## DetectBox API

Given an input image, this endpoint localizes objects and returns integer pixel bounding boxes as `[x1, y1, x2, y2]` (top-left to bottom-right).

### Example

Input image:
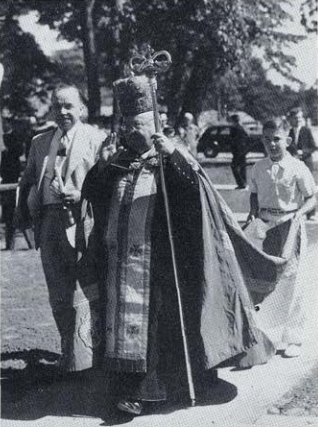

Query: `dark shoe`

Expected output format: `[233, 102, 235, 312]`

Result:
[117, 400, 143, 415]
[307, 214, 318, 222]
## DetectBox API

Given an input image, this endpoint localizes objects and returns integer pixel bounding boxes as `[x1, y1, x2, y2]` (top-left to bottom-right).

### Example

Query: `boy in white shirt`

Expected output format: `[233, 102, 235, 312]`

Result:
[248, 120, 316, 358]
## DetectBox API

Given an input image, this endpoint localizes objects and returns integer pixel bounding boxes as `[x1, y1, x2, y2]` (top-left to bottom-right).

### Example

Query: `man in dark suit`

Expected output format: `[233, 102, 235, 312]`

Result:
[288, 107, 318, 220]
[229, 114, 248, 189]
[0, 125, 35, 250]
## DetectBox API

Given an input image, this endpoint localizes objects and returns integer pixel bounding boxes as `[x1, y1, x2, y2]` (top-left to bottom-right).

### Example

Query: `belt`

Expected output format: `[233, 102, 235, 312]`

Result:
[42, 203, 64, 210]
[260, 208, 297, 215]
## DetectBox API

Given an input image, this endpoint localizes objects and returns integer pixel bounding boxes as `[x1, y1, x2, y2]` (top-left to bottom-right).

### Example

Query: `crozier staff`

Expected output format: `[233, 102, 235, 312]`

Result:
[130, 48, 196, 406]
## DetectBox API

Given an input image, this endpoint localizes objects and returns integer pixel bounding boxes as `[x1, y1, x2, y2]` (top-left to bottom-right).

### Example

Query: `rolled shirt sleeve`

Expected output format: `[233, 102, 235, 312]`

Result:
[296, 162, 317, 197]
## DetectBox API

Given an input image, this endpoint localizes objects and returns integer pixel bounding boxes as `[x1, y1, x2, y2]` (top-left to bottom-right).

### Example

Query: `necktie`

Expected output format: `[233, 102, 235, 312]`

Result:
[271, 163, 279, 180]
[271, 163, 279, 196]
[57, 133, 68, 157]
[294, 127, 300, 146]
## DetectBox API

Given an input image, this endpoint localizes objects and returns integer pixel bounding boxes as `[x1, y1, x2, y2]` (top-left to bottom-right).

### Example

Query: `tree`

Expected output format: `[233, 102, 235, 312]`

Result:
[236, 59, 296, 121]
[107, 0, 304, 121]
[53, 48, 87, 91]
[201, 57, 311, 123]
[303, 83, 318, 125]
[79, 0, 101, 119]
[2, 0, 307, 124]
[301, 0, 318, 33]
[0, 0, 57, 119]
[15, 0, 102, 121]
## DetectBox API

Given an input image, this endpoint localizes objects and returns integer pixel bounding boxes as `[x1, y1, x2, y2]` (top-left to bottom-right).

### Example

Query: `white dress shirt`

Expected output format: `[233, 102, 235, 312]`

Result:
[250, 153, 316, 222]
[42, 122, 81, 205]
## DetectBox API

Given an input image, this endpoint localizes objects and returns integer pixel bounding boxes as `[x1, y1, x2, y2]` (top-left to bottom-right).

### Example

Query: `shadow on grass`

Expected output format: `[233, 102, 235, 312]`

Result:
[1, 349, 60, 380]
[1, 352, 237, 424]
[1, 349, 60, 404]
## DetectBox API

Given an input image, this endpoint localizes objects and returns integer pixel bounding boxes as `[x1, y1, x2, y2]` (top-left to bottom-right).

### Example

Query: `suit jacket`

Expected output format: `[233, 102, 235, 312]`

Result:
[288, 126, 317, 159]
[230, 124, 248, 158]
[18, 122, 104, 248]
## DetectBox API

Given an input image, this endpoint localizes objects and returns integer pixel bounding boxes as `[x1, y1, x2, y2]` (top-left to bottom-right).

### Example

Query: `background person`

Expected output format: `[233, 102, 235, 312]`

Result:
[159, 112, 168, 129]
[248, 120, 316, 358]
[184, 122, 200, 157]
[229, 114, 248, 189]
[0, 125, 32, 250]
[288, 107, 318, 220]
[178, 112, 199, 156]
[15, 83, 105, 374]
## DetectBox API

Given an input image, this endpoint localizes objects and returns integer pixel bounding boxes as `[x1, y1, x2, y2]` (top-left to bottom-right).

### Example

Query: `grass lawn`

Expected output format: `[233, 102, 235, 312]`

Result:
[1, 247, 60, 355]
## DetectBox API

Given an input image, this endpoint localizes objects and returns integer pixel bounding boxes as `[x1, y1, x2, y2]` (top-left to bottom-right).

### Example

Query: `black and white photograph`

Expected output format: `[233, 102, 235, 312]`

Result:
[0, 1, 318, 426]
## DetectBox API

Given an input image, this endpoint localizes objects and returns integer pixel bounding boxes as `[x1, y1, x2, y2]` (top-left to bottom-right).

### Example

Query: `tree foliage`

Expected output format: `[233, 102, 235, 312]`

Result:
[103, 0, 304, 121]
[0, 0, 58, 118]
[202, 57, 316, 123]
[1, 0, 310, 124]
[301, 0, 318, 33]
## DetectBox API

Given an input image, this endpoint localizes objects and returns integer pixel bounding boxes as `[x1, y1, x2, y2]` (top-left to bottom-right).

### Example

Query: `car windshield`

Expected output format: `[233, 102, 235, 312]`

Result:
[219, 127, 230, 135]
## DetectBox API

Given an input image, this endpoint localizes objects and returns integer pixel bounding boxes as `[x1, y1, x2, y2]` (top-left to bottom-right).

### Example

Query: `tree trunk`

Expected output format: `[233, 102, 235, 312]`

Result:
[181, 50, 212, 120]
[166, 47, 192, 127]
[111, 0, 126, 132]
[80, 0, 101, 122]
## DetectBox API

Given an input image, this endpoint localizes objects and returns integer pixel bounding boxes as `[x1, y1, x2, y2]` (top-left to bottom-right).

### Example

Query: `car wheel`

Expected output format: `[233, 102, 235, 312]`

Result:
[204, 142, 219, 158]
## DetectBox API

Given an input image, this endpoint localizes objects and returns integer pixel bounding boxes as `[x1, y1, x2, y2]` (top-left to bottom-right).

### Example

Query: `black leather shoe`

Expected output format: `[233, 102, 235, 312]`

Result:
[117, 400, 143, 415]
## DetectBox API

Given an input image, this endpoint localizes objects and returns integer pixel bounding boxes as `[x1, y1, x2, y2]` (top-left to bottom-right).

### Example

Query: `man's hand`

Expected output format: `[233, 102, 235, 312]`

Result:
[152, 132, 175, 155]
[50, 178, 80, 203]
[100, 133, 117, 163]
[50, 177, 63, 198]
[246, 213, 256, 222]
[242, 212, 255, 230]
[62, 189, 81, 204]
[293, 210, 303, 222]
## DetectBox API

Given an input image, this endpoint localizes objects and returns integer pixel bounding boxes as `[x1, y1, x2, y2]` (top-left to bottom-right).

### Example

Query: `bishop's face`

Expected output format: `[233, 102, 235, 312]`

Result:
[123, 111, 156, 154]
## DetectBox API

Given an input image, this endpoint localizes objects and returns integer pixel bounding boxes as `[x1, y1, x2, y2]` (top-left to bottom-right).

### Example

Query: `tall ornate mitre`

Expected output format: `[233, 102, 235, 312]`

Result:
[113, 74, 153, 118]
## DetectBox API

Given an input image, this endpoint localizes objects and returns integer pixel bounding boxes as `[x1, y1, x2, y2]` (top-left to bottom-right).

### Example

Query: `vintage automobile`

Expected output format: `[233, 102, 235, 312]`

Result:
[197, 123, 265, 158]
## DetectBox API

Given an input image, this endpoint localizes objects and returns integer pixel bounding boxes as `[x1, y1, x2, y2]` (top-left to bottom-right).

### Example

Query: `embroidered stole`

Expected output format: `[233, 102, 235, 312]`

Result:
[104, 166, 158, 372]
